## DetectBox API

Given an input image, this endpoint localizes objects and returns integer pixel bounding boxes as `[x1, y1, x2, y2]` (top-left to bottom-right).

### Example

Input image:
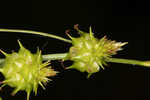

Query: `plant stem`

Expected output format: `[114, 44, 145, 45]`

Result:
[1, 53, 150, 68]
[0, 53, 68, 66]
[42, 53, 67, 61]
[0, 29, 72, 43]
[0, 59, 4, 68]
[0, 59, 4, 64]
[106, 58, 150, 67]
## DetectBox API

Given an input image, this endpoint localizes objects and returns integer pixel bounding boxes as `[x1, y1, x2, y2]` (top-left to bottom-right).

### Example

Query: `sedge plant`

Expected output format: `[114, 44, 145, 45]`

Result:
[0, 24, 150, 100]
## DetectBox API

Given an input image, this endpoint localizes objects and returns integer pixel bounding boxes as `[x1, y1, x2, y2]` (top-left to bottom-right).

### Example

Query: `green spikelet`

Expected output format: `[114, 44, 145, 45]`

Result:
[0, 41, 57, 100]
[65, 26, 127, 77]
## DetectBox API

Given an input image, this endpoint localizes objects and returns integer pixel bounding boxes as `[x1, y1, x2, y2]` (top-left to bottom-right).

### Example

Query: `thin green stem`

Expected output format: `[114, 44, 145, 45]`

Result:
[1, 53, 150, 68]
[106, 58, 150, 67]
[0, 59, 4, 68]
[0, 29, 72, 43]
[0, 53, 68, 66]
[42, 53, 67, 61]
[0, 59, 4, 64]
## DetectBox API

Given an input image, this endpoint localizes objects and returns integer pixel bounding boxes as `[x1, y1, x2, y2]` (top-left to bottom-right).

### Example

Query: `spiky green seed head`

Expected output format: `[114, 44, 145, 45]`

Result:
[65, 27, 127, 77]
[0, 41, 57, 100]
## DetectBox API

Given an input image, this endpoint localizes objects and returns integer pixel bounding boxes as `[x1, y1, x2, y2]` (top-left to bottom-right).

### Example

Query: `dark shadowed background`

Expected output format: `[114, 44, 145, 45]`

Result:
[0, 0, 150, 100]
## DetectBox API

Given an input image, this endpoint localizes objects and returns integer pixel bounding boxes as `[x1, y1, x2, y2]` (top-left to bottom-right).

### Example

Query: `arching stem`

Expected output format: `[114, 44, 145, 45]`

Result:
[0, 29, 72, 43]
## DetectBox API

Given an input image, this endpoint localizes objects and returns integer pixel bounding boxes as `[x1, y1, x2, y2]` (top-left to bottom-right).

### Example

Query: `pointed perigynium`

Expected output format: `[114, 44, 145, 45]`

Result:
[0, 41, 57, 100]
[65, 26, 127, 77]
